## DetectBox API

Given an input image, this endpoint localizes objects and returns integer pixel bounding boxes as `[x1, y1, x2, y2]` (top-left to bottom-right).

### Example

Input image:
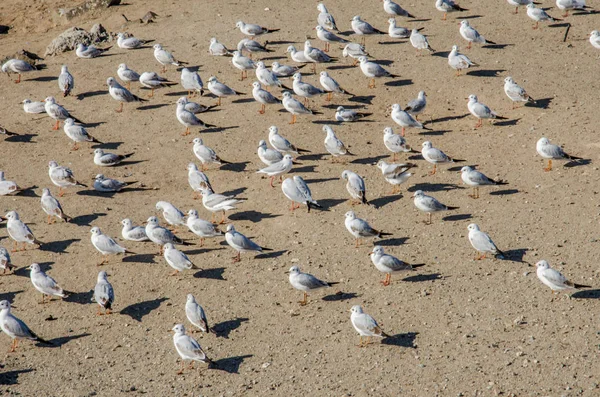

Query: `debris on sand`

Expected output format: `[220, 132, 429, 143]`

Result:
[58, 0, 121, 20]
[45, 24, 111, 56]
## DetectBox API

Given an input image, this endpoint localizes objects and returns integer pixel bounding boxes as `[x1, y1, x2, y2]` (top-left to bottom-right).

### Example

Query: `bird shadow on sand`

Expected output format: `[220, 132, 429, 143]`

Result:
[164, 91, 189, 97]
[27, 76, 57, 82]
[77, 90, 108, 100]
[297, 153, 327, 161]
[40, 239, 80, 253]
[384, 79, 413, 87]
[326, 64, 356, 71]
[408, 183, 462, 193]
[493, 118, 520, 127]
[231, 98, 254, 104]
[461, 14, 483, 20]
[525, 97, 553, 109]
[431, 50, 450, 58]
[14, 186, 39, 198]
[111, 160, 148, 167]
[319, 198, 346, 209]
[377, 237, 409, 247]
[212, 317, 249, 339]
[229, 210, 279, 223]
[13, 262, 53, 278]
[489, 189, 519, 196]
[467, 69, 506, 78]
[0, 290, 23, 303]
[81, 121, 106, 128]
[5, 133, 37, 143]
[194, 266, 226, 281]
[303, 177, 338, 184]
[76, 187, 151, 198]
[425, 113, 470, 125]
[377, 40, 408, 45]
[382, 332, 418, 348]
[322, 291, 358, 302]
[291, 165, 317, 173]
[402, 273, 441, 283]
[255, 250, 287, 260]
[0, 369, 35, 385]
[119, 297, 169, 322]
[63, 289, 94, 305]
[564, 159, 592, 168]
[203, 125, 239, 133]
[182, 247, 223, 256]
[221, 187, 247, 196]
[348, 95, 375, 105]
[442, 214, 472, 222]
[351, 155, 387, 165]
[498, 248, 529, 264]
[421, 129, 451, 136]
[259, 55, 286, 61]
[370, 194, 403, 208]
[322, 103, 367, 110]
[211, 354, 253, 373]
[221, 161, 249, 172]
[38, 333, 91, 348]
[136, 103, 170, 111]
[122, 254, 157, 264]
[482, 44, 513, 50]
[92, 141, 124, 150]
[571, 289, 600, 299]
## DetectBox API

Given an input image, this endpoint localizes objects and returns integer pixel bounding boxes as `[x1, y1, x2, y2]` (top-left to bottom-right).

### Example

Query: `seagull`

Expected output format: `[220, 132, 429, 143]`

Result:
[146, 216, 190, 253]
[90, 227, 131, 265]
[536, 260, 591, 293]
[527, 4, 562, 29]
[58, 65, 74, 97]
[335, 106, 371, 122]
[117, 64, 140, 90]
[317, 3, 339, 31]
[44, 96, 82, 130]
[319, 71, 353, 101]
[176, 97, 216, 135]
[271, 62, 306, 78]
[93, 149, 134, 167]
[225, 224, 270, 263]
[0, 247, 16, 274]
[341, 170, 368, 205]
[178, 97, 214, 114]
[258, 140, 284, 166]
[384, 0, 415, 17]
[351, 15, 385, 46]
[268, 126, 308, 155]
[237, 38, 273, 56]
[93, 174, 132, 192]
[345, 211, 391, 247]
[156, 201, 186, 229]
[508, 0, 536, 14]
[187, 163, 213, 197]
[387, 19, 411, 39]
[292, 72, 325, 105]
[315, 25, 348, 52]
[107, 77, 147, 113]
[0, 171, 20, 196]
[256, 61, 289, 90]
[504, 77, 536, 108]
[413, 190, 458, 224]
[370, 246, 424, 286]
[281, 176, 322, 212]
[460, 166, 508, 198]
[63, 118, 101, 150]
[139, 71, 177, 97]
[376, 161, 415, 194]
[555, 0, 590, 17]
[358, 56, 397, 88]
[121, 219, 149, 242]
[21, 99, 46, 114]
[180, 68, 204, 97]
[94, 271, 114, 315]
[282, 91, 320, 124]
[41, 188, 70, 224]
[192, 138, 230, 170]
[197, 184, 245, 224]
[410, 29, 435, 53]
[448, 45, 477, 75]
[1, 59, 36, 83]
[153, 44, 187, 72]
[28, 263, 66, 303]
[467, 94, 507, 128]
[232, 51, 257, 80]
[116, 32, 149, 49]
[342, 43, 369, 66]
[209, 38, 233, 56]
[323, 125, 353, 161]
[421, 141, 464, 175]
[5, 211, 42, 251]
[186, 209, 223, 246]
[252, 81, 281, 114]
[391, 103, 430, 135]
[257, 155, 295, 188]
[286, 45, 311, 64]
[303, 40, 335, 73]
[536, 137, 582, 171]
[467, 224, 505, 260]
[235, 21, 279, 37]
[459, 20, 496, 49]
[207, 76, 244, 106]
[186, 294, 215, 334]
[172, 324, 213, 375]
[0, 300, 52, 352]
[435, 0, 468, 20]
[350, 305, 389, 347]
[76, 43, 111, 58]
[404, 91, 427, 120]
[163, 243, 198, 276]
[383, 127, 419, 162]
[590, 30, 600, 49]
[287, 266, 338, 305]
[48, 160, 87, 196]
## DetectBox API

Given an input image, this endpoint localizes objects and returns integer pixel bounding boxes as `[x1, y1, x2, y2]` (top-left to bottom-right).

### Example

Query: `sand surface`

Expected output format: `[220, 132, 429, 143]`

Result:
[1, 0, 600, 395]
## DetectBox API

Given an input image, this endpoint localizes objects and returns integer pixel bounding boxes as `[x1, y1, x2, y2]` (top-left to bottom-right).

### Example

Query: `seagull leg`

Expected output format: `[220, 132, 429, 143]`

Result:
[544, 159, 552, 172]
[217, 97, 222, 107]
[258, 104, 265, 114]
[181, 127, 190, 136]
[467, 42, 472, 50]
[425, 213, 432, 225]
[39, 294, 46, 304]
[352, 58, 358, 67]
[127, 82, 132, 90]
[290, 201, 295, 212]
[72, 142, 80, 151]
[562, 11, 569, 17]
[52, 120, 60, 130]
[474, 119, 482, 129]
[533, 21, 539, 30]
[392, 153, 397, 162]
[9, 339, 16, 353]
[401, 127, 405, 137]
[15, 74, 21, 84]
[116, 103, 123, 113]
[326, 92, 332, 102]
[148, 88, 154, 98]
[269, 176, 275, 188]
[381, 273, 391, 286]
[476, 187, 480, 199]
[170, 270, 179, 276]
[299, 292, 308, 306]
[311, 63, 316, 74]
[177, 361, 185, 375]
[58, 187, 65, 197]
[357, 336, 363, 347]
[514, 6, 518, 14]
[289, 114, 296, 125]
[96, 306, 103, 316]
[220, 211, 226, 224]
[429, 164, 437, 175]
[442, 12, 447, 21]
[232, 252, 241, 263]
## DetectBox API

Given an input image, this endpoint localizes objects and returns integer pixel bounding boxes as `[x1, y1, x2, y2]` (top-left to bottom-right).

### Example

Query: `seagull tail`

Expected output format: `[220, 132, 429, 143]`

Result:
[493, 179, 508, 185]
[125, 249, 137, 255]
[60, 213, 71, 222]
[376, 230, 392, 238]
[33, 239, 44, 246]
[485, 40, 497, 45]
[76, 181, 88, 188]
[450, 158, 466, 163]
[446, 206, 460, 210]
[527, 96, 537, 104]
[202, 122, 217, 129]
[566, 280, 591, 289]
[495, 115, 508, 120]
[307, 201, 322, 212]
[411, 263, 426, 269]
[133, 94, 149, 102]
[567, 154, 583, 160]
[34, 334, 54, 346]
[427, 46, 435, 52]
[327, 281, 340, 287]
[260, 246, 273, 251]
[91, 136, 103, 144]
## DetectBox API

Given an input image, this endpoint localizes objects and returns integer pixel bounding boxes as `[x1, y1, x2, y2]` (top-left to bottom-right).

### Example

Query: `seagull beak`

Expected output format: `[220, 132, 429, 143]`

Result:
[284, 271, 290, 274]
[0, 216, 5, 221]
[292, 160, 301, 165]
[11, 305, 18, 309]
[368, 252, 373, 256]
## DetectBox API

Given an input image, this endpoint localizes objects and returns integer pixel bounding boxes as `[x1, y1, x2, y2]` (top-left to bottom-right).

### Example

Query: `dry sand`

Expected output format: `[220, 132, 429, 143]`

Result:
[1, 0, 600, 395]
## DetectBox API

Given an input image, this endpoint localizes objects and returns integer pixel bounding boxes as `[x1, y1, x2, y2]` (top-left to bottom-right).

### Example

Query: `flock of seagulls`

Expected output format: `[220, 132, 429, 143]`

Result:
[0, 0, 596, 377]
